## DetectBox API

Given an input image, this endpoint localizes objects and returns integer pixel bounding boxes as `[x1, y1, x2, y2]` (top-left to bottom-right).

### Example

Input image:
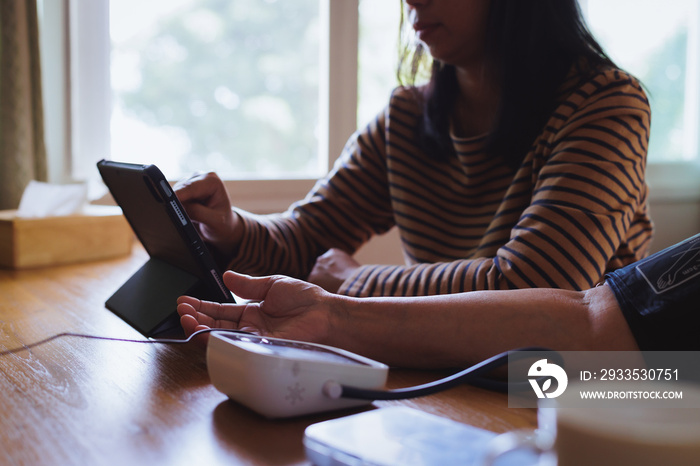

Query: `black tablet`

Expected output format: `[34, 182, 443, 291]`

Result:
[97, 160, 234, 336]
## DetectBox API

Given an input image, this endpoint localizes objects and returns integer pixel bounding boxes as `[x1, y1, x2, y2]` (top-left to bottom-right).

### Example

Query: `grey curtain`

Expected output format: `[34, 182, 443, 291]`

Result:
[0, 0, 47, 210]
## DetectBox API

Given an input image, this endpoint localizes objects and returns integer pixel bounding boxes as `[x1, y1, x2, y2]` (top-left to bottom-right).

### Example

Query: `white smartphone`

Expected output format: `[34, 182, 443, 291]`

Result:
[304, 406, 533, 465]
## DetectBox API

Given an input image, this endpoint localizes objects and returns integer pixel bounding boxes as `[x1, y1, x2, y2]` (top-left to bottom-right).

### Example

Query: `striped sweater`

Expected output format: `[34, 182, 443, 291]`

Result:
[230, 64, 653, 297]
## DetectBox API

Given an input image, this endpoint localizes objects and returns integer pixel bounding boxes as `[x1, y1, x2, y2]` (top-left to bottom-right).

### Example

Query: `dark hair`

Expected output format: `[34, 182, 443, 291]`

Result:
[398, 0, 617, 169]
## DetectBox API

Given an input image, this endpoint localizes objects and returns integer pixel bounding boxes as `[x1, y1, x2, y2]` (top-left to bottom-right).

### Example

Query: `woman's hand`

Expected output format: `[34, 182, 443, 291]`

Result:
[307, 248, 361, 293]
[174, 172, 241, 258]
[177, 271, 336, 346]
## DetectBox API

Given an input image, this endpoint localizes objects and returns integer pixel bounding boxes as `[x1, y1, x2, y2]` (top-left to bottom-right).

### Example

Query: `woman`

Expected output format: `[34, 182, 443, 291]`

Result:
[175, 0, 652, 297]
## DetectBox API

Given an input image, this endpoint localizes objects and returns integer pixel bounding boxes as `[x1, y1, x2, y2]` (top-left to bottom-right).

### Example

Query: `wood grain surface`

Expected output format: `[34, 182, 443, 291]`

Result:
[0, 245, 535, 465]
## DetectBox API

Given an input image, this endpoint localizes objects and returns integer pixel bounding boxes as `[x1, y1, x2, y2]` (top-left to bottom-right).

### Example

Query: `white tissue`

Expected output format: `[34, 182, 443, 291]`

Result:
[16, 180, 88, 218]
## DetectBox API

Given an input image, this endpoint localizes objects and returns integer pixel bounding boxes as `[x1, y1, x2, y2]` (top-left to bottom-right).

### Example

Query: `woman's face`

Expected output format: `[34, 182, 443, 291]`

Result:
[404, 0, 491, 69]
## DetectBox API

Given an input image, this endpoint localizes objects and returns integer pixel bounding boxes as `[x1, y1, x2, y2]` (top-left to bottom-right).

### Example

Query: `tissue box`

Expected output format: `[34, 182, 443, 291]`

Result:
[0, 205, 133, 269]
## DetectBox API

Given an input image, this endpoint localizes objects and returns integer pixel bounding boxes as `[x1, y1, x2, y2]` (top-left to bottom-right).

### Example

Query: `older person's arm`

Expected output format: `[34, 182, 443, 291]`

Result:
[178, 272, 638, 369]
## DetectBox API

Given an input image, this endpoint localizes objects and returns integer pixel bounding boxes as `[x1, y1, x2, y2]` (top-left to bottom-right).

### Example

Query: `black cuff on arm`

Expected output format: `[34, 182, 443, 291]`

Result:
[605, 233, 700, 351]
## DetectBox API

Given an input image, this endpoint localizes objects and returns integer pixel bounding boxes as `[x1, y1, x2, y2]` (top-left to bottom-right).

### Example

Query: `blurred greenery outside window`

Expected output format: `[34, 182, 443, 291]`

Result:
[109, 0, 408, 181]
[110, 0, 322, 180]
[583, 0, 700, 163]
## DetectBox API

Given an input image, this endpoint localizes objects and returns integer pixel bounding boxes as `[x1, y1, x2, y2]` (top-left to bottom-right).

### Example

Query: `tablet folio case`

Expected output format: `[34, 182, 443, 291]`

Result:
[106, 258, 200, 336]
[97, 160, 233, 337]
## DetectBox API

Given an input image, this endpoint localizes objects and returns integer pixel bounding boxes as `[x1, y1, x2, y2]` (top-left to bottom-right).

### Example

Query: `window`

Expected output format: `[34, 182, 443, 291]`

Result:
[110, 0, 322, 180]
[53, 0, 361, 212]
[108, 0, 405, 181]
[357, 0, 401, 129]
[41, 1, 700, 206]
[583, 0, 700, 163]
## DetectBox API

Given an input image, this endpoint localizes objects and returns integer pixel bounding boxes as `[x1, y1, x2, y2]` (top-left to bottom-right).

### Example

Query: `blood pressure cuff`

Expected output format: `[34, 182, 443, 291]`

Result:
[605, 233, 700, 351]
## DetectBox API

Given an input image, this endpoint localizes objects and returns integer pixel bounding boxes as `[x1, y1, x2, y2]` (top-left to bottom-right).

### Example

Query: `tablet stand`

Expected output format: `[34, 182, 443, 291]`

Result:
[105, 258, 214, 337]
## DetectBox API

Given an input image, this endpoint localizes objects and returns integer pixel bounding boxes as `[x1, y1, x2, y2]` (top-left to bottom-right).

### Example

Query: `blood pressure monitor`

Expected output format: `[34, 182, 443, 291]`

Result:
[206, 331, 389, 418]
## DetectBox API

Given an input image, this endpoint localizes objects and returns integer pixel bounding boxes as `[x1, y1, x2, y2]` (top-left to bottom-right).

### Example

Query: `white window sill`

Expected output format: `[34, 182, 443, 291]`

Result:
[647, 161, 700, 202]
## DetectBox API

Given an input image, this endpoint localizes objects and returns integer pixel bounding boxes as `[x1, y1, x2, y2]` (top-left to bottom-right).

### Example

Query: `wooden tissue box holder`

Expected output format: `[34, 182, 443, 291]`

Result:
[0, 205, 133, 269]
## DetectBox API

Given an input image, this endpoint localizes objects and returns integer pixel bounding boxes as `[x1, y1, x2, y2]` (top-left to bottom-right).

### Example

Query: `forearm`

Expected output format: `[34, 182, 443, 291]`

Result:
[326, 285, 638, 368]
[226, 208, 322, 278]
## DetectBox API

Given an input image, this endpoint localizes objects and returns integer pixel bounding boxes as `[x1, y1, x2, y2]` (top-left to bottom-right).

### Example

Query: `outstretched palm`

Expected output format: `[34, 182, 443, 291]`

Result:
[178, 272, 334, 346]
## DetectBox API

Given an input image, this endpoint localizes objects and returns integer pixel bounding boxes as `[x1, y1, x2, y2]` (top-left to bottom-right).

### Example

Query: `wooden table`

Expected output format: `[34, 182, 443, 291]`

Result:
[0, 246, 535, 465]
